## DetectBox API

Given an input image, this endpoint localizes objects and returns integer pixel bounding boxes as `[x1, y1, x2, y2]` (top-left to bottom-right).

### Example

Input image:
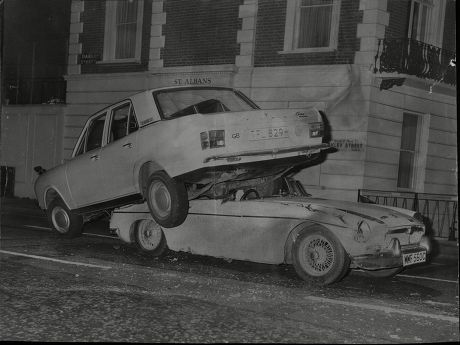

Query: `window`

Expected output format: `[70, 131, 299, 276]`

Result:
[408, 0, 433, 42]
[407, 0, 447, 47]
[154, 88, 258, 119]
[109, 102, 138, 143]
[74, 129, 87, 157]
[103, 0, 144, 62]
[397, 113, 429, 191]
[86, 114, 107, 152]
[282, 0, 341, 53]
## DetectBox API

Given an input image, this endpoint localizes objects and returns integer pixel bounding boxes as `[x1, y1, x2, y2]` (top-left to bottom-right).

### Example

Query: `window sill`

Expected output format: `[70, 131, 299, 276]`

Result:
[278, 47, 337, 54]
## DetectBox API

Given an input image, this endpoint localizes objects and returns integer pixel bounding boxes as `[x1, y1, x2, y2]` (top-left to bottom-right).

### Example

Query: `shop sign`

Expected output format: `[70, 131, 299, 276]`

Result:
[173, 77, 212, 86]
[330, 139, 364, 152]
[79, 53, 101, 65]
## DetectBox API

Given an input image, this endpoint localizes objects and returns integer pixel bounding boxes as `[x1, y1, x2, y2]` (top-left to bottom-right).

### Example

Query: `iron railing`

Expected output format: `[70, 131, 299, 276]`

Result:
[358, 189, 458, 241]
[374, 38, 456, 86]
[4, 77, 66, 105]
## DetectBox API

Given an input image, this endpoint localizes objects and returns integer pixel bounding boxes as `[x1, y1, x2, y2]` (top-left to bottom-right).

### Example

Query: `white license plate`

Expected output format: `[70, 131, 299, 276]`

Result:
[248, 127, 289, 141]
[402, 250, 426, 266]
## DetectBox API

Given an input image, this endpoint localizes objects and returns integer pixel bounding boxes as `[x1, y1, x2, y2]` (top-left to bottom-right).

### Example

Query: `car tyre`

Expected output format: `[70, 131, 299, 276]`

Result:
[146, 171, 189, 228]
[293, 227, 350, 285]
[134, 219, 168, 256]
[364, 267, 403, 278]
[47, 199, 83, 238]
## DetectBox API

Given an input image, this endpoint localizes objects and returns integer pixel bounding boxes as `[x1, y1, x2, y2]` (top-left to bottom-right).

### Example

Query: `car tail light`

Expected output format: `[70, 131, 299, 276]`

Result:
[309, 122, 324, 138]
[201, 130, 225, 150]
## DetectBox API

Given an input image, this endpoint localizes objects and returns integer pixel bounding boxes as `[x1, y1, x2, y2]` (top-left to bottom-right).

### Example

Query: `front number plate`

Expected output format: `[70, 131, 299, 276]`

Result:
[402, 250, 426, 266]
[248, 127, 289, 141]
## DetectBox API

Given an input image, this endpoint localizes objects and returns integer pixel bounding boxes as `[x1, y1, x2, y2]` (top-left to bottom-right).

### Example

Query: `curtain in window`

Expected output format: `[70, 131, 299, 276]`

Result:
[298, 0, 333, 48]
[397, 114, 418, 188]
[115, 0, 139, 59]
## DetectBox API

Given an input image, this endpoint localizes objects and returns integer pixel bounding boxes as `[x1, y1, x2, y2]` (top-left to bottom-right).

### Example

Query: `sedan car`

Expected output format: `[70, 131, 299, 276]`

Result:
[34, 86, 329, 236]
[109, 175, 431, 285]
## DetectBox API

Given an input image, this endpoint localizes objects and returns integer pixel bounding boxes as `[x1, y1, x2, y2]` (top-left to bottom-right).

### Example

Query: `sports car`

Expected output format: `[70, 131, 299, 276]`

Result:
[109, 176, 431, 285]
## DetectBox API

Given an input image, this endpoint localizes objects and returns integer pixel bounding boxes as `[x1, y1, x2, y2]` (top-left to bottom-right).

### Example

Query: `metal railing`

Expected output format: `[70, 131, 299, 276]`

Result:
[374, 38, 456, 86]
[4, 77, 66, 105]
[358, 189, 458, 241]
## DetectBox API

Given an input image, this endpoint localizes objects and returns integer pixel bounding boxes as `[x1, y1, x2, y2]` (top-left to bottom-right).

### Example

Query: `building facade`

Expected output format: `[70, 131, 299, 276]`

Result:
[1, 0, 456, 237]
[63, 0, 456, 202]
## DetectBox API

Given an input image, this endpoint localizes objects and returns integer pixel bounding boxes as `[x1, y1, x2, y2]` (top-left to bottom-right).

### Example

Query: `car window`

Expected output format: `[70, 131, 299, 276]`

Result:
[128, 106, 139, 134]
[86, 113, 107, 152]
[109, 103, 130, 143]
[74, 129, 87, 157]
[108, 102, 139, 142]
[154, 88, 259, 119]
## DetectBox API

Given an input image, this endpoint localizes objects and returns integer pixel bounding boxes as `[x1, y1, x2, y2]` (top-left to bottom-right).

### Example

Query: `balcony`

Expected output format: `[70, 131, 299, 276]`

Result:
[373, 38, 456, 87]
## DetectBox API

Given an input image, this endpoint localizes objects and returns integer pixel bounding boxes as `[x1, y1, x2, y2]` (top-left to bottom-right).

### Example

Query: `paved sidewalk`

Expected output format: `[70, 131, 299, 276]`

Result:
[1, 196, 458, 263]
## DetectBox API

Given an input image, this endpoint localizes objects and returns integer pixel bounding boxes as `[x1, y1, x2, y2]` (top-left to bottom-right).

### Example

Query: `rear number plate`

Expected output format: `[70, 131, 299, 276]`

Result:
[248, 127, 289, 140]
[402, 251, 426, 266]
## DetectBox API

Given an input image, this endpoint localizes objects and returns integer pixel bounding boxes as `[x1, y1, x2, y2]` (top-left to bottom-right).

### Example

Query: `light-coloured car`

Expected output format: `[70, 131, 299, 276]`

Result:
[34, 86, 329, 236]
[110, 176, 431, 285]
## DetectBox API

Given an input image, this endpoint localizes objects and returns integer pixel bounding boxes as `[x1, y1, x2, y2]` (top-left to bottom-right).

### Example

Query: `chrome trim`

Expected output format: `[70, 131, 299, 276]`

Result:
[203, 143, 330, 163]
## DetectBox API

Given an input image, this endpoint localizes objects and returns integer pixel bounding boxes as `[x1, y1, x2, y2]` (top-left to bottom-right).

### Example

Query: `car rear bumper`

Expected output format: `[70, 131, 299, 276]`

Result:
[203, 143, 331, 163]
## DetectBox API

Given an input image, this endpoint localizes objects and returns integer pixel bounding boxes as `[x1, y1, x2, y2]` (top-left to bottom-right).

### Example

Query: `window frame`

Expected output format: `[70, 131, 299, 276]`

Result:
[102, 0, 144, 63]
[107, 101, 139, 144]
[281, 0, 341, 54]
[407, 0, 446, 47]
[72, 112, 108, 158]
[396, 112, 429, 192]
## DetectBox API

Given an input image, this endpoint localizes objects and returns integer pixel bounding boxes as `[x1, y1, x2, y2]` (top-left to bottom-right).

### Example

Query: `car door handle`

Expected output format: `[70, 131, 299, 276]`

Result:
[123, 143, 133, 149]
[90, 154, 99, 161]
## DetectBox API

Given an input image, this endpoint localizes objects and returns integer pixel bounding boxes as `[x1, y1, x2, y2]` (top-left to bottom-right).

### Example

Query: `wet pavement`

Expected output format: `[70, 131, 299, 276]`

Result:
[0, 197, 459, 342]
[0, 220, 458, 343]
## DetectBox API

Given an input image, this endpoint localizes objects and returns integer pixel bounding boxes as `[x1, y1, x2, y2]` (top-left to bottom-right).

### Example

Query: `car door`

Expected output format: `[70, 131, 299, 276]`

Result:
[66, 112, 107, 207]
[99, 101, 140, 200]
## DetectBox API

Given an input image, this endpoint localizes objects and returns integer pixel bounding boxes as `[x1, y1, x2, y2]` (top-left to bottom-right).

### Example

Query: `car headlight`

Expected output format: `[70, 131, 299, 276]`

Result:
[354, 220, 371, 243]
[419, 236, 431, 254]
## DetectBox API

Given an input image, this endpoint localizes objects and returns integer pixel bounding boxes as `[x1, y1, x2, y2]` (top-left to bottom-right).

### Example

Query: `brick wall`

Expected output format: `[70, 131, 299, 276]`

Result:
[162, 0, 242, 67]
[80, 0, 152, 74]
[253, 0, 361, 67]
[385, 0, 410, 39]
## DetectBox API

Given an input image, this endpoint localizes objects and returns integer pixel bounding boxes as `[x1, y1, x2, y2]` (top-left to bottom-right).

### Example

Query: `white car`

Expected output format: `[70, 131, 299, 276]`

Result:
[110, 176, 431, 286]
[34, 86, 329, 237]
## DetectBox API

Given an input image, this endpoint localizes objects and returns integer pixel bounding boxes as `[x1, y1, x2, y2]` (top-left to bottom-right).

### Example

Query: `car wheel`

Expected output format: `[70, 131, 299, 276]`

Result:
[364, 267, 403, 278]
[47, 199, 83, 238]
[134, 219, 168, 256]
[293, 227, 350, 285]
[146, 171, 189, 228]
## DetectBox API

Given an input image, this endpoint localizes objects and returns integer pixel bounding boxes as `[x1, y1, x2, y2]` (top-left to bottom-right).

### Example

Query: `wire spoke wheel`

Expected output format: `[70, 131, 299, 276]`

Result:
[302, 235, 335, 276]
[293, 227, 349, 285]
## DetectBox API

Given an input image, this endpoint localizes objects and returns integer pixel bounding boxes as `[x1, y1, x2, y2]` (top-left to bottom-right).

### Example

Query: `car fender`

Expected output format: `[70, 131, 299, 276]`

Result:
[43, 186, 72, 210]
[34, 165, 74, 210]
[284, 221, 325, 264]
[134, 160, 167, 197]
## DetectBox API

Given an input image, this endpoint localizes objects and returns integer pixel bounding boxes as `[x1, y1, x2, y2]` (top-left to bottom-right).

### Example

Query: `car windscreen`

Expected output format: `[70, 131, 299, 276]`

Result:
[153, 88, 259, 119]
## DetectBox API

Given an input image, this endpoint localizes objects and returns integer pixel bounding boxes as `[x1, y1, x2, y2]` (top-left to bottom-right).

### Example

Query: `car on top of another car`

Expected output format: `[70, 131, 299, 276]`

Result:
[34, 86, 330, 236]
